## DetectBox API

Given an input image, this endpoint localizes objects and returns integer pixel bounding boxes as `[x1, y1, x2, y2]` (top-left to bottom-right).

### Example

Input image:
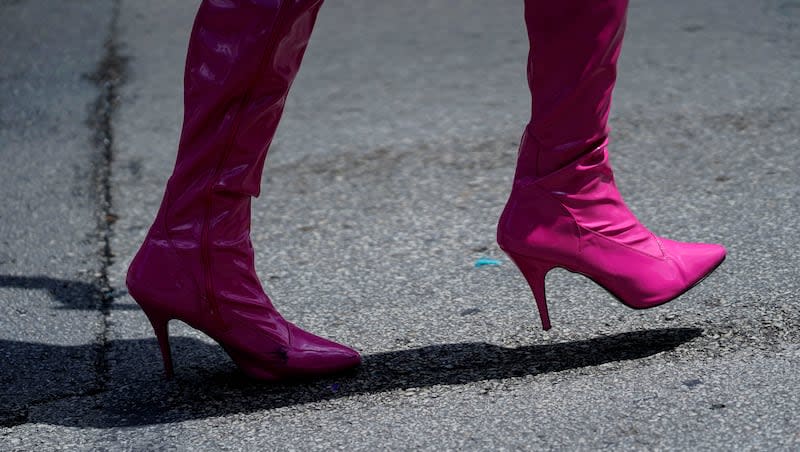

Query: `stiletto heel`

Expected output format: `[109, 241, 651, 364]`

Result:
[506, 253, 554, 330]
[142, 309, 174, 379]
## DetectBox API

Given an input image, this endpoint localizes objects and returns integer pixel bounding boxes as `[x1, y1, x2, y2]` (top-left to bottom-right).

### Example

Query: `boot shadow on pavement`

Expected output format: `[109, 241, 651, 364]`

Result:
[0, 274, 138, 310]
[1, 327, 701, 428]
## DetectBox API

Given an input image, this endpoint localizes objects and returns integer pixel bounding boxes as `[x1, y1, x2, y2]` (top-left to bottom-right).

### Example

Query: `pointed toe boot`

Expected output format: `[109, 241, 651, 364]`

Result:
[126, 0, 361, 380]
[497, 0, 726, 330]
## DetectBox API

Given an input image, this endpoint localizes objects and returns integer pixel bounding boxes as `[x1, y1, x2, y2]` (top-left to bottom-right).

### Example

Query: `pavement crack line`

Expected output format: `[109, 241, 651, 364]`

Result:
[0, 2, 127, 429]
[85, 0, 126, 398]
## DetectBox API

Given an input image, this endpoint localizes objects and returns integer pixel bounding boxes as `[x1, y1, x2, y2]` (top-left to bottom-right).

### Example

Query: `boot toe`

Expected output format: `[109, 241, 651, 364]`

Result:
[292, 346, 362, 373]
[287, 324, 362, 374]
[661, 238, 726, 285]
[684, 242, 726, 284]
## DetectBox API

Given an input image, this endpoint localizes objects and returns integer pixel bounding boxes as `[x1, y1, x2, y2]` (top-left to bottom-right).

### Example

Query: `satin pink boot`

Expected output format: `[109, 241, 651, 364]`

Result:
[497, 0, 726, 330]
[126, 0, 361, 380]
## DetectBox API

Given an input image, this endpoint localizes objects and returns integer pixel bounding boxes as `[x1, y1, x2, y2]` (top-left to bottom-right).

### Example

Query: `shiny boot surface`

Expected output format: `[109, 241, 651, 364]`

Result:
[127, 0, 360, 380]
[498, 0, 726, 330]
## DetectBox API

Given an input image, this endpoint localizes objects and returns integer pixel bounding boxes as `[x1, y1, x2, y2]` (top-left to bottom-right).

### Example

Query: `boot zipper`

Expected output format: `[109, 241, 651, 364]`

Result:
[200, 0, 291, 330]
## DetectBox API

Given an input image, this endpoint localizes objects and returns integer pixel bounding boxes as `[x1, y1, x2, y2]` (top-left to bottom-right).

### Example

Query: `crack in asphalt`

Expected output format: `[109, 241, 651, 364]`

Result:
[0, 0, 127, 431]
[85, 0, 125, 402]
[84, 0, 127, 416]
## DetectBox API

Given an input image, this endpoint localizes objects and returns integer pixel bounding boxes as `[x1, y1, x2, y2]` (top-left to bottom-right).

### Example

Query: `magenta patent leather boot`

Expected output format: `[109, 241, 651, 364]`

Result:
[497, 0, 726, 330]
[126, 0, 361, 380]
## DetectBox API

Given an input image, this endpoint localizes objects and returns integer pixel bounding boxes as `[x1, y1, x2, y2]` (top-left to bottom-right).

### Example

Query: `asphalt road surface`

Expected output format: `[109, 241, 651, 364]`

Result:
[1, 0, 799, 450]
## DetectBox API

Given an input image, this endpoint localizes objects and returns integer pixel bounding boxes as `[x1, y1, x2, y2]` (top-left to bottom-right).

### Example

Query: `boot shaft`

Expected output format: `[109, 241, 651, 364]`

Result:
[517, 0, 628, 180]
[160, 0, 325, 242]
[130, 0, 326, 323]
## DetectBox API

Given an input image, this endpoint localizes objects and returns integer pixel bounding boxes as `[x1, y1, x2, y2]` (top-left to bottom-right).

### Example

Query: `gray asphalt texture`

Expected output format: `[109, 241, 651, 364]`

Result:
[1, 0, 799, 450]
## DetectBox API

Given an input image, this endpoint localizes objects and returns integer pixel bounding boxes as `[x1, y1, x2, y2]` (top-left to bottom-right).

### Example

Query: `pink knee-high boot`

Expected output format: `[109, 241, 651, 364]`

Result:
[497, 0, 726, 330]
[126, 0, 361, 380]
